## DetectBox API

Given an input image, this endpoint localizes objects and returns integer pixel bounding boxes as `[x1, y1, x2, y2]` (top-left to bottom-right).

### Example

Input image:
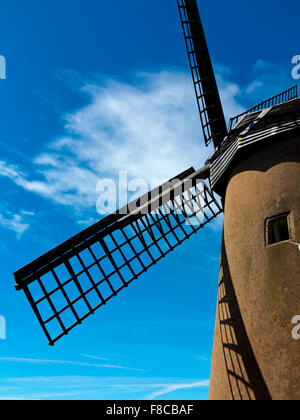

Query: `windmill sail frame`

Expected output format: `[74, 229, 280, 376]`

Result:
[177, 0, 228, 148]
[15, 167, 223, 346]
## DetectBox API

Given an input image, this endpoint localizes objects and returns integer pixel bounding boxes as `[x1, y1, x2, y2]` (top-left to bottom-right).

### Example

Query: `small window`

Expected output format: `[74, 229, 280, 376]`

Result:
[266, 213, 291, 245]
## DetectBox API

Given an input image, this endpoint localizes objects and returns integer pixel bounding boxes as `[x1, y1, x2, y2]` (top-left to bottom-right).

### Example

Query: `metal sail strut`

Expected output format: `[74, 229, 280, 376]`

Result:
[177, 0, 227, 148]
[14, 166, 222, 346]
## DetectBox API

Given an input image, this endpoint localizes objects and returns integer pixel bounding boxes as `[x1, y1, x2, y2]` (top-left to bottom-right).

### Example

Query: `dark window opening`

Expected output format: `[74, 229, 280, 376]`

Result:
[266, 213, 291, 245]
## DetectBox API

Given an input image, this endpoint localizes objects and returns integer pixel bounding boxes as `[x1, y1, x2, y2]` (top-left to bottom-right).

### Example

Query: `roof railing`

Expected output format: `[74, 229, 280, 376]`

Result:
[229, 85, 298, 131]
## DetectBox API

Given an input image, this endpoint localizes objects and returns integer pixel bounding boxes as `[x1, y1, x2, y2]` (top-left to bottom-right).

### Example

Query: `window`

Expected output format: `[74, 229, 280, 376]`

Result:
[266, 213, 291, 246]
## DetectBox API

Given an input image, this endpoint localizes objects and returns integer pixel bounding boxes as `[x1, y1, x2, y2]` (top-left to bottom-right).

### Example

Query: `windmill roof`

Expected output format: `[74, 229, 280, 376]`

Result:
[232, 97, 300, 136]
[209, 97, 300, 196]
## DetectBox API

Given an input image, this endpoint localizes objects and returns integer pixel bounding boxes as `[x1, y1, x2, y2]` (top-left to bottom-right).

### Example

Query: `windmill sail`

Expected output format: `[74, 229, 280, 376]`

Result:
[177, 0, 227, 148]
[14, 166, 222, 346]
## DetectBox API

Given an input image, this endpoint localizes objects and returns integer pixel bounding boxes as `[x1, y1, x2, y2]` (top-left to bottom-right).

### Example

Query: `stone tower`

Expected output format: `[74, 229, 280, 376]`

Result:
[208, 98, 300, 400]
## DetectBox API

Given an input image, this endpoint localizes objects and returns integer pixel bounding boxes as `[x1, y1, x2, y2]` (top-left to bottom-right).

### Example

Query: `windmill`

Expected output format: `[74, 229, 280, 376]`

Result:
[14, 0, 300, 400]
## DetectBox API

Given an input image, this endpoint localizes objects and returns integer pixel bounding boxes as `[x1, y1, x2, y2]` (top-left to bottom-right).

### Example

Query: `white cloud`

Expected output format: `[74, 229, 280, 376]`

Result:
[20, 210, 35, 216]
[0, 160, 55, 198]
[0, 212, 29, 237]
[0, 63, 291, 221]
[80, 354, 109, 361]
[0, 376, 210, 400]
[0, 357, 144, 372]
[215, 67, 245, 122]
[0, 203, 36, 237]
[147, 380, 210, 400]
[0, 70, 244, 218]
[243, 59, 294, 106]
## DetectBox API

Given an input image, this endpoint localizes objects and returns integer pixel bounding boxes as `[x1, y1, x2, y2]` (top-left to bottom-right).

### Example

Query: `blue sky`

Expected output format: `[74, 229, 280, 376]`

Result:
[0, 0, 299, 400]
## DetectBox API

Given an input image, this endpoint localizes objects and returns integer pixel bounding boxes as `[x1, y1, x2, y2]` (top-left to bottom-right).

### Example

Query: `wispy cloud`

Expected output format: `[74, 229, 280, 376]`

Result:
[0, 376, 210, 400]
[147, 379, 210, 400]
[0, 210, 30, 237]
[0, 69, 243, 218]
[248, 59, 294, 101]
[0, 62, 291, 222]
[0, 357, 144, 372]
[80, 354, 109, 362]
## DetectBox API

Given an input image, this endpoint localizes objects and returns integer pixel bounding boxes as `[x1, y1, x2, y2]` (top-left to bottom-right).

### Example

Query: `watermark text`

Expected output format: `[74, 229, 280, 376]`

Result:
[292, 316, 300, 340]
[292, 55, 300, 80]
[95, 171, 205, 226]
[0, 316, 6, 340]
[0, 55, 6, 80]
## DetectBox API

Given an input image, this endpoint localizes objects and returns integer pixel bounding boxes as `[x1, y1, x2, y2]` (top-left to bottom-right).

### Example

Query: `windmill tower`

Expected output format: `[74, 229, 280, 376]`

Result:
[14, 0, 299, 400]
